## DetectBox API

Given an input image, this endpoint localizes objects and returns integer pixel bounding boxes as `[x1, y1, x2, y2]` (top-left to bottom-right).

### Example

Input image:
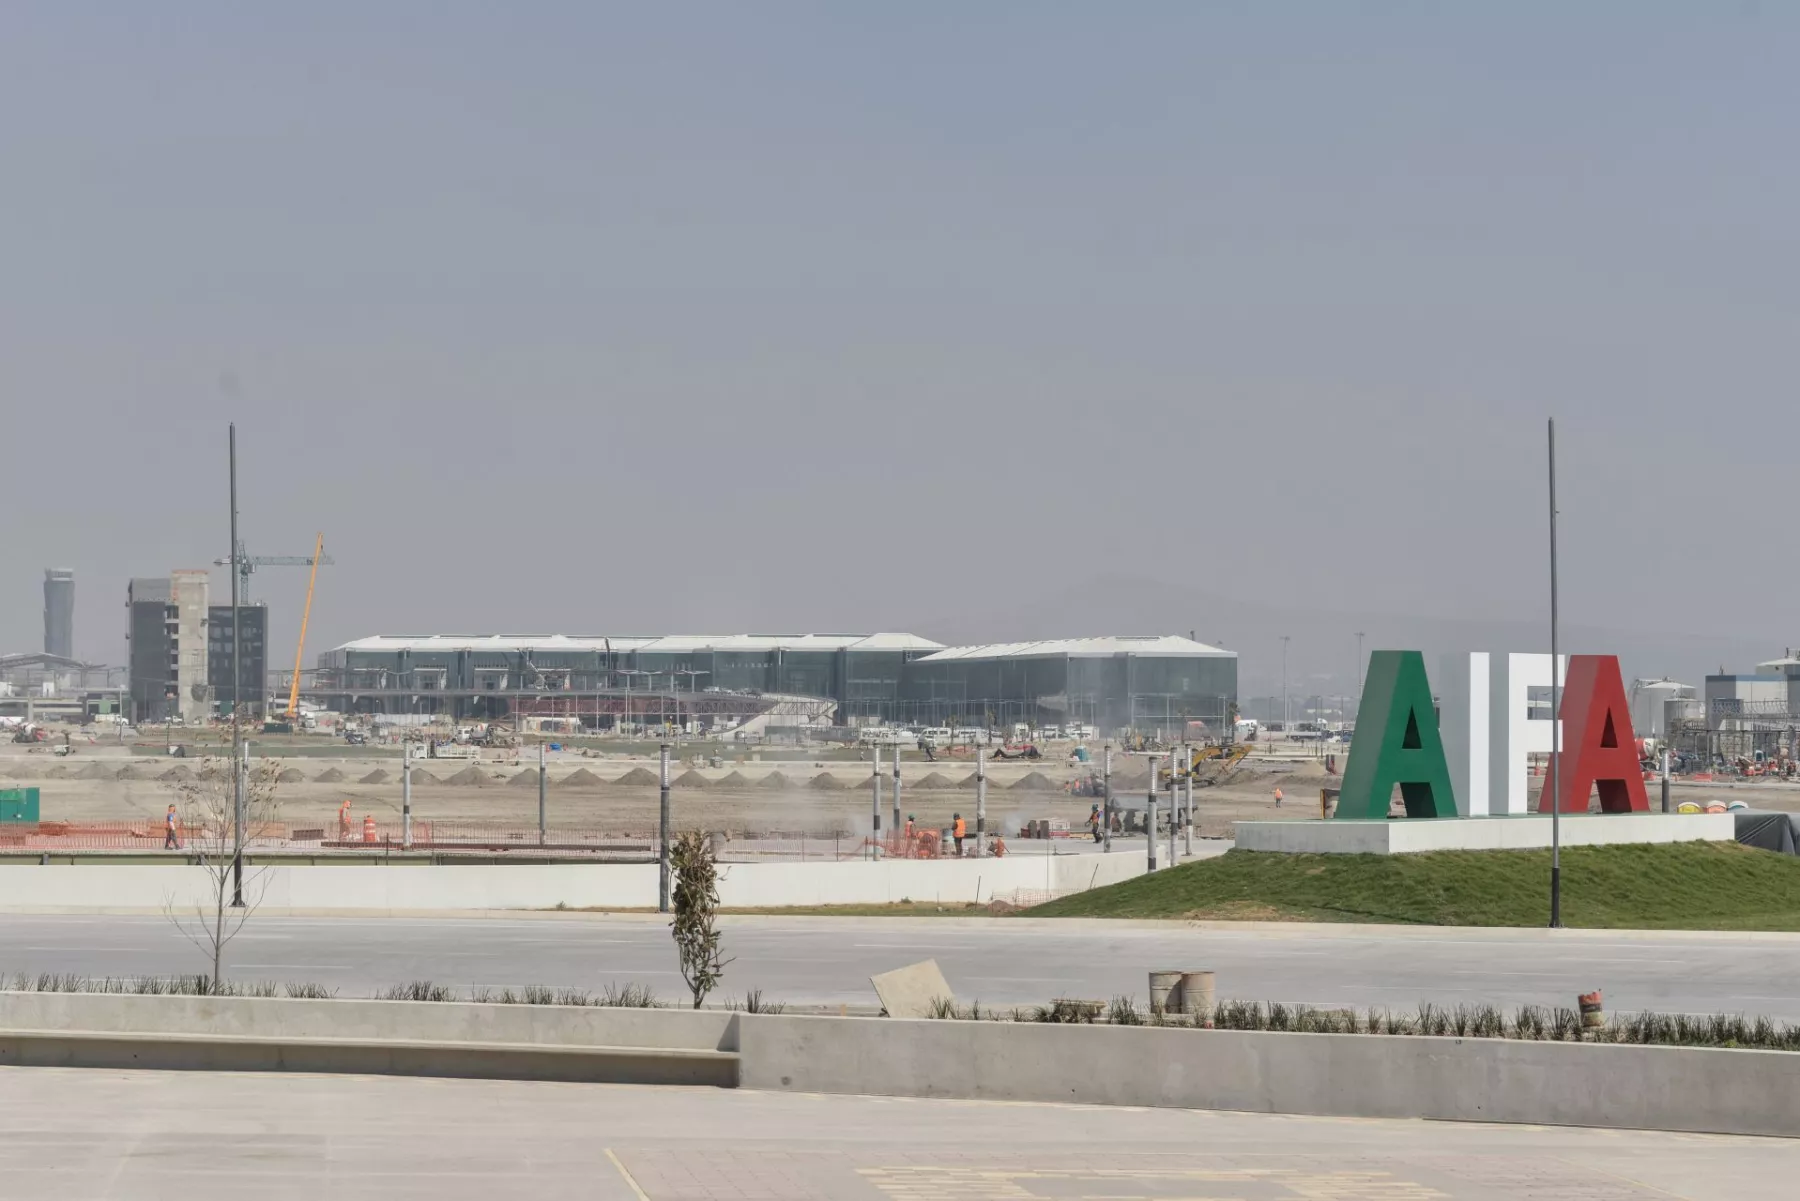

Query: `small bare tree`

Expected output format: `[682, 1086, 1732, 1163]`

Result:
[669, 830, 731, 1009]
[165, 757, 283, 991]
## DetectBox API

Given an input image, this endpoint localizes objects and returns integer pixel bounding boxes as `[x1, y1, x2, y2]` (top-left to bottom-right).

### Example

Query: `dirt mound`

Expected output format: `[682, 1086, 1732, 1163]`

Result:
[561, 767, 604, 787]
[807, 772, 849, 790]
[754, 770, 792, 790]
[41, 765, 69, 779]
[614, 767, 659, 786]
[277, 768, 307, 783]
[157, 765, 193, 782]
[674, 769, 711, 788]
[509, 768, 541, 787]
[409, 770, 439, 785]
[73, 763, 113, 780]
[313, 767, 346, 783]
[957, 773, 981, 789]
[442, 766, 490, 786]
[1010, 771, 1064, 792]
[913, 772, 958, 789]
[359, 769, 392, 785]
[113, 765, 145, 781]
[715, 771, 752, 788]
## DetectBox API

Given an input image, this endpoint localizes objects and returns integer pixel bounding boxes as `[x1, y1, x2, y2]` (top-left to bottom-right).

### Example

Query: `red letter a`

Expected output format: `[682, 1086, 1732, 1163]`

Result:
[1535, 654, 1649, 814]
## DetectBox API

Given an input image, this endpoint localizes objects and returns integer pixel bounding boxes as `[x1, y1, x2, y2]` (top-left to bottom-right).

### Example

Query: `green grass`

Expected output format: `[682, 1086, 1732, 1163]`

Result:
[1026, 842, 1800, 929]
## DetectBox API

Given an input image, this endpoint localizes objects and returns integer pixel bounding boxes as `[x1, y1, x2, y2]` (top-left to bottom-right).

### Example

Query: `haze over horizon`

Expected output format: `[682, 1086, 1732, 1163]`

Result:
[5, 4, 1796, 695]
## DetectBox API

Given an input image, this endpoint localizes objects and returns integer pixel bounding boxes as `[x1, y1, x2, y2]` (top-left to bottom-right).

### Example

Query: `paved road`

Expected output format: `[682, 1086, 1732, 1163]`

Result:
[3, 913, 1799, 1017]
[0, 1066, 1790, 1199]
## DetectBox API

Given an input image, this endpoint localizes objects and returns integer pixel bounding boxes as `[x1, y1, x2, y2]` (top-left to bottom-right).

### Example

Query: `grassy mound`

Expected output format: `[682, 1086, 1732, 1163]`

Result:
[1028, 842, 1800, 929]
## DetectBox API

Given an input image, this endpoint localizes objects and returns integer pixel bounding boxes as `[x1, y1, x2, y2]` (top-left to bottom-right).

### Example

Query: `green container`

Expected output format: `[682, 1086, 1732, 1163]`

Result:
[0, 788, 40, 823]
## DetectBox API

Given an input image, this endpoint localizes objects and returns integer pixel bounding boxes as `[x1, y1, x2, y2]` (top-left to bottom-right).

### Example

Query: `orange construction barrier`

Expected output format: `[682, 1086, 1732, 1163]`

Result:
[362, 815, 377, 844]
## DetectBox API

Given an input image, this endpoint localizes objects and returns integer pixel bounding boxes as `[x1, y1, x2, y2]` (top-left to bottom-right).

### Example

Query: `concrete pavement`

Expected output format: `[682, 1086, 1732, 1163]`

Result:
[0, 1066, 1790, 1199]
[2, 912, 1798, 1017]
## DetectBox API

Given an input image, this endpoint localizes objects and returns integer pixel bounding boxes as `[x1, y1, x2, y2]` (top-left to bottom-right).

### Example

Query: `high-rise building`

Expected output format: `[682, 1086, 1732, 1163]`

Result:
[126, 571, 215, 724]
[209, 603, 267, 719]
[125, 577, 175, 723]
[43, 569, 73, 660]
[170, 570, 210, 724]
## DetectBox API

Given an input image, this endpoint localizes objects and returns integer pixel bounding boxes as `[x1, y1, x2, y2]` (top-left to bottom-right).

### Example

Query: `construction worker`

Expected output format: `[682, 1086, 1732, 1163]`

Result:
[1274, 786, 1284, 808]
[1089, 804, 1102, 843]
[952, 813, 966, 857]
[338, 799, 352, 841]
[904, 814, 916, 839]
[163, 804, 180, 850]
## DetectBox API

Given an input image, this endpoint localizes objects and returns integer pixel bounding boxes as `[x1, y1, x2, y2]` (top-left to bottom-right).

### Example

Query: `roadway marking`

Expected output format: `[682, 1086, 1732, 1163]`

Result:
[604, 1148, 651, 1200]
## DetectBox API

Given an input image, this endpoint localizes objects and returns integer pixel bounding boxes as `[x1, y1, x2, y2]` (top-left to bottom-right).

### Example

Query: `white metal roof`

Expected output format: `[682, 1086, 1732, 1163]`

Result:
[915, 635, 1233, 663]
[331, 633, 943, 655]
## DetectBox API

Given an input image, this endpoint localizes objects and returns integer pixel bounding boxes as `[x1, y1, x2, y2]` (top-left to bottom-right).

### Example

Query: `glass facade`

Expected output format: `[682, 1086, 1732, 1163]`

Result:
[315, 635, 1236, 735]
[902, 650, 1236, 735]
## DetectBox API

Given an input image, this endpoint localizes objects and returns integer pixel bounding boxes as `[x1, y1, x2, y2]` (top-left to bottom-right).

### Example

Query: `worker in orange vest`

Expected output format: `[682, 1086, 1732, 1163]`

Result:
[1273, 786, 1284, 808]
[338, 799, 352, 840]
[952, 813, 966, 857]
[903, 814, 915, 839]
[164, 804, 180, 850]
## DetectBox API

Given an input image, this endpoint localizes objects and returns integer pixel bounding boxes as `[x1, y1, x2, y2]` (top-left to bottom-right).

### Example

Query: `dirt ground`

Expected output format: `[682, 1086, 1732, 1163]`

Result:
[7, 745, 1772, 840]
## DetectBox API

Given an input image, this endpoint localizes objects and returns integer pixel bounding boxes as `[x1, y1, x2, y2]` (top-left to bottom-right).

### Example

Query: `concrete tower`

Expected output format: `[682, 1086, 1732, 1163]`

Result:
[43, 569, 73, 660]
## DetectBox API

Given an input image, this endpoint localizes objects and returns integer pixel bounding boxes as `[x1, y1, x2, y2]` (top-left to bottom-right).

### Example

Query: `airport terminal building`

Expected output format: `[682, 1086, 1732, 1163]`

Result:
[312, 632, 1236, 737]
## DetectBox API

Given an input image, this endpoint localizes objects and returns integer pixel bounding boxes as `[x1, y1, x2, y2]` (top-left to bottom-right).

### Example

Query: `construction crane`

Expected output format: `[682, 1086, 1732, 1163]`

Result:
[213, 542, 335, 604]
[286, 533, 326, 721]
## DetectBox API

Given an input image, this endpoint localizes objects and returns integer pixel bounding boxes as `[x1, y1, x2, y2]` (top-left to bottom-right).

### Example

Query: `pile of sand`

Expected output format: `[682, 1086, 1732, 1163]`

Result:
[754, 770, 792, 790]
[112, 765, 144, 781]
[807, 772, 848, 790]
[158, 765, 193, 782]
[957, 773, 982, 789]
[913, 772, 958, 789]
[410, 770, 439, 785]
[276, 768, 307, 783]
[561, 767, 604, 787]
[41, 765, 69, 779]
[674, 769, 710, 788]
[715, 770, 752, 788]
[1010, 771, 1063, 792]
[359, 769, 391, 785]
[508, 769, 540, 787]
[73, 763, 113, 780]
[614, 767, 659, 786]
[442, 766, 490, 786]
[313, 767, 346, 783]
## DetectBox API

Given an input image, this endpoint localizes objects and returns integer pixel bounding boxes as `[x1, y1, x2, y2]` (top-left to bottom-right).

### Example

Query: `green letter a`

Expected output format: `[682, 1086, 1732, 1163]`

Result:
[1337, 650, 1457, 819]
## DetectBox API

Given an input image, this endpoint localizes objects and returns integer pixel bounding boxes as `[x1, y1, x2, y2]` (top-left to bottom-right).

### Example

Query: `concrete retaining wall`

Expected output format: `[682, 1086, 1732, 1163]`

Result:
[737, 1013, 1800, 1138]
[2, 993, 1795, 1136]
[1234, 812, 1736, 855]
[0, 992, 737, 1050]
[0, 853, 1145, 913]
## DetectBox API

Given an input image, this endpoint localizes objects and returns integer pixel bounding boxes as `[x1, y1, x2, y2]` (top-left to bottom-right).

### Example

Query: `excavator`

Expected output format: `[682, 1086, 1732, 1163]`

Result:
[1159, 742, 1252, 788]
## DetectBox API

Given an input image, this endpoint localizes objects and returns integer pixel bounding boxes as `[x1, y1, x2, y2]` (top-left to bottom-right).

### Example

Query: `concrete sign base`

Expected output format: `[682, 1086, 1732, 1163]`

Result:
[1233, 812, 1735, 855]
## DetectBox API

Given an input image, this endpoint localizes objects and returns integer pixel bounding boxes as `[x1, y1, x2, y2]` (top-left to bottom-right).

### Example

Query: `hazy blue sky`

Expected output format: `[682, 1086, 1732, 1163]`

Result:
[4, 3, 1797, 699]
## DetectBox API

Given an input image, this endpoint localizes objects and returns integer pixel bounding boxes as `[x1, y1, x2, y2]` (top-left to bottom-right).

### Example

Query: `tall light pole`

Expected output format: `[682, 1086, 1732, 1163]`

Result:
[1547, 418, 1563, 929]
[228, 424, 245, 909]
[1280, 636, 1290, 734]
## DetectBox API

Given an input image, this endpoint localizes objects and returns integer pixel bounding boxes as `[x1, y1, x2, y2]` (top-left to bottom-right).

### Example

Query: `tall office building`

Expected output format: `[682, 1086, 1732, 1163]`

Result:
[126, 571, 213, 724]
[43, 569, 73, 660]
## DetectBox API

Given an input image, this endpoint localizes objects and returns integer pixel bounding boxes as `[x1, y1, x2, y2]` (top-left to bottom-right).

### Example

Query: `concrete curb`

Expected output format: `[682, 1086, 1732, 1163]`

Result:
[0, 1028, 738, 1085]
